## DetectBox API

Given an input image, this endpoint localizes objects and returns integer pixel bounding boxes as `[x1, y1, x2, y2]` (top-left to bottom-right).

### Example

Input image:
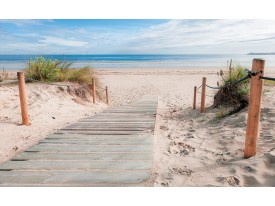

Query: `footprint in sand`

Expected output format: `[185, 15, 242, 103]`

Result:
[159, 125, 168, 131]
[170, 167, 194, 177]
[217, 176, 241, 187]
[161, 182, 169, 187]
[168, 141, 195, 156]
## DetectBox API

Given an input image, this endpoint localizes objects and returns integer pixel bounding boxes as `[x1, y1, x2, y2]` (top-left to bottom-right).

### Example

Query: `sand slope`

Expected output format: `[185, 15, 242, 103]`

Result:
[0, 82, 107, 164]
[99, 70, 275, 187]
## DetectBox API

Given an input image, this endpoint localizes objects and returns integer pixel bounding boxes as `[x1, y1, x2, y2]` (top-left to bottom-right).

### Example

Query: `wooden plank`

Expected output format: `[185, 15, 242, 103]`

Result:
[0, 160, 152, 170]
[46, 134, 152, 139]
[55, 131, 153, 135]
[40, 138, 153, 145]
[14, 152, 153, 161]
[26, 145, 152, 152]
[0, 95, 158, 186]
[79, 120, 155, 123]
[0, 170, 151, 185]
[61, 127, 153, 131]
[73, 122, 155, 126]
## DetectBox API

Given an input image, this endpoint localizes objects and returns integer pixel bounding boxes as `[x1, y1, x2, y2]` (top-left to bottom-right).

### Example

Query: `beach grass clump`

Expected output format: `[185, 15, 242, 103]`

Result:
[67, 67, 94, 84]
[26, 57, 58, 82]
[25, 56, 96, 85]
[213, 64, 250, 116]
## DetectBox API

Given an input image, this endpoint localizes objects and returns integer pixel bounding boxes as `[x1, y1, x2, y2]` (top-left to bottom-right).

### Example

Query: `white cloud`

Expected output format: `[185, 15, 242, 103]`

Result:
[39, 36, 88, 47]
[123, 19, 275, 53]
[0, 19, 48, 26]
[2, 19, 275, 54]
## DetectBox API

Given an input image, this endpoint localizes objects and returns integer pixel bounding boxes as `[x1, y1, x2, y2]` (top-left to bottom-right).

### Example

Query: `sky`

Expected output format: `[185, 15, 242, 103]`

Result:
[1, 19, 275, 55]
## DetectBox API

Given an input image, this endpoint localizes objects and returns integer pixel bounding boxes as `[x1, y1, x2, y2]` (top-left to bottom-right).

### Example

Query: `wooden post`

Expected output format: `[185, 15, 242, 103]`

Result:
[4, 69, 6, 80]
[92, 79, 96, 104]
[17, 72, 30, 126]
[229, 59, 232, 77]
[105, 86, 109, 105]
[200, 77, 206, 113]
[244, 59, 265, 158]
[193, 86, 197, 110]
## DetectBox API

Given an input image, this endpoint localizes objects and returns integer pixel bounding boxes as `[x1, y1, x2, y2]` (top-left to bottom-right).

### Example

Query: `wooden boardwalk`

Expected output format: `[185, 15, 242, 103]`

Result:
[0, 95, 158, 186]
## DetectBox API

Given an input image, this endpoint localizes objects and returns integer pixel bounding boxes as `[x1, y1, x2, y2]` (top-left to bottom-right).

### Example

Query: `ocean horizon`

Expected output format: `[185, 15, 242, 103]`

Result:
[1, 54, 275, 70]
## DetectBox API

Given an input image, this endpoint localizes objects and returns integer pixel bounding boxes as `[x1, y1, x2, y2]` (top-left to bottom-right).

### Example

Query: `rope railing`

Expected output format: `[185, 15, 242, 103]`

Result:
[25, 77, 71, 87]
[260, 76, 275, 81]
[0, 79, 18, 85]
[193, 59, 275, 158]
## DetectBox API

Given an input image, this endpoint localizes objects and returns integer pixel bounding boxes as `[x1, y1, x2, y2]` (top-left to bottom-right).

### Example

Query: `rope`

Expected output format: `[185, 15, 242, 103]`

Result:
[97, 89, 106, 93]
[205, 74, 251, 90]
[97, 85, 105, 90]
[0, 80, 18, 85]
[197, 90, 215, 97]
[196, 85, 202, 90]
[25, 77, 71, 87]
[260, 76, 275, 81]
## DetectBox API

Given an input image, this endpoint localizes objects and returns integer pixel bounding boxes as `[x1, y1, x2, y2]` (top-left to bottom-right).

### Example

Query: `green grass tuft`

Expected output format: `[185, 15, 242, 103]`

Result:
[25, 56, 97, 85]
[213, 63, 250, 116]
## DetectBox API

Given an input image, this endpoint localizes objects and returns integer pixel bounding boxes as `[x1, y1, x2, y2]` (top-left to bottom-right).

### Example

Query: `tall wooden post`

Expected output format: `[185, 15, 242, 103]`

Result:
[17, 72, 30, 126]
[92, 79, 96, 104]
[229, 59, 232, 77]
[193, 86, 197, 110]
[244, 59, 265, 158]
[106, 86, 109, 105]
[200, 77, 206, 113]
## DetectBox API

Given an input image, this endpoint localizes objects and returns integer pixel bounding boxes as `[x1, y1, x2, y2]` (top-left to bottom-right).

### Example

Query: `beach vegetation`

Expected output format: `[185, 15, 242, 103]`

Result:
[213, 64, 250, 116]
[25, 56, 97, 85]
[25, 57, 103, 102]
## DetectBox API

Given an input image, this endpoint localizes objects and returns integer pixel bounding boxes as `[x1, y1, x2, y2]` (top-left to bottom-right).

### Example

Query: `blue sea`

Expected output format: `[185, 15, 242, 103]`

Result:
[0, 54, 275, 70]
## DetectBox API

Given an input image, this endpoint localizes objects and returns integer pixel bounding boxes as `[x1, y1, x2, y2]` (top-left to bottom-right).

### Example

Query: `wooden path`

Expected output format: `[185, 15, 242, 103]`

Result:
[0, 95, 158, 186]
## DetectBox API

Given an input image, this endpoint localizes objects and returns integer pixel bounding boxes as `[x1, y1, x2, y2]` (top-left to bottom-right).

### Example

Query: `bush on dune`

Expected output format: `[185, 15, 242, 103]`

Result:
[213, 64, 250, 117]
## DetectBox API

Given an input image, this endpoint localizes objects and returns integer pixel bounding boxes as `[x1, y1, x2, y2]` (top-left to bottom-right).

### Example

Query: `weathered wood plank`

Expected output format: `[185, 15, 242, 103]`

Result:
[26, 145, 152, 152]
[40, 138, 153, 145]
[0, 160, 152, 170]
[0, 170, 151, 185]
[46, 134, 152, 139]
[56, 131, 152, 135]
[14, 152, 153, 161]
[0, 95, 158, 186]
[61, 127, 153, 131]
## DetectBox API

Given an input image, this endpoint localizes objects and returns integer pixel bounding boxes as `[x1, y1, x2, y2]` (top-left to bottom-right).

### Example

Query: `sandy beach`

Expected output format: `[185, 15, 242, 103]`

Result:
[1, 68, 275, 186]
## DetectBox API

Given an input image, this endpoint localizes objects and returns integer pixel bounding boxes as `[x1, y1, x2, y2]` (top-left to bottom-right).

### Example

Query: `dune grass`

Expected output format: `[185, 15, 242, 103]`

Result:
[25, 56, 96, 85]
[214, 64, 250, 117]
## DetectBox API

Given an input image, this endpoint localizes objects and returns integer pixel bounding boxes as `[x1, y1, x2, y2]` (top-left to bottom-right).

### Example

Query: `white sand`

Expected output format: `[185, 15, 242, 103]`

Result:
[0, 82, 107, 164]
[1, 68, 275, 186]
